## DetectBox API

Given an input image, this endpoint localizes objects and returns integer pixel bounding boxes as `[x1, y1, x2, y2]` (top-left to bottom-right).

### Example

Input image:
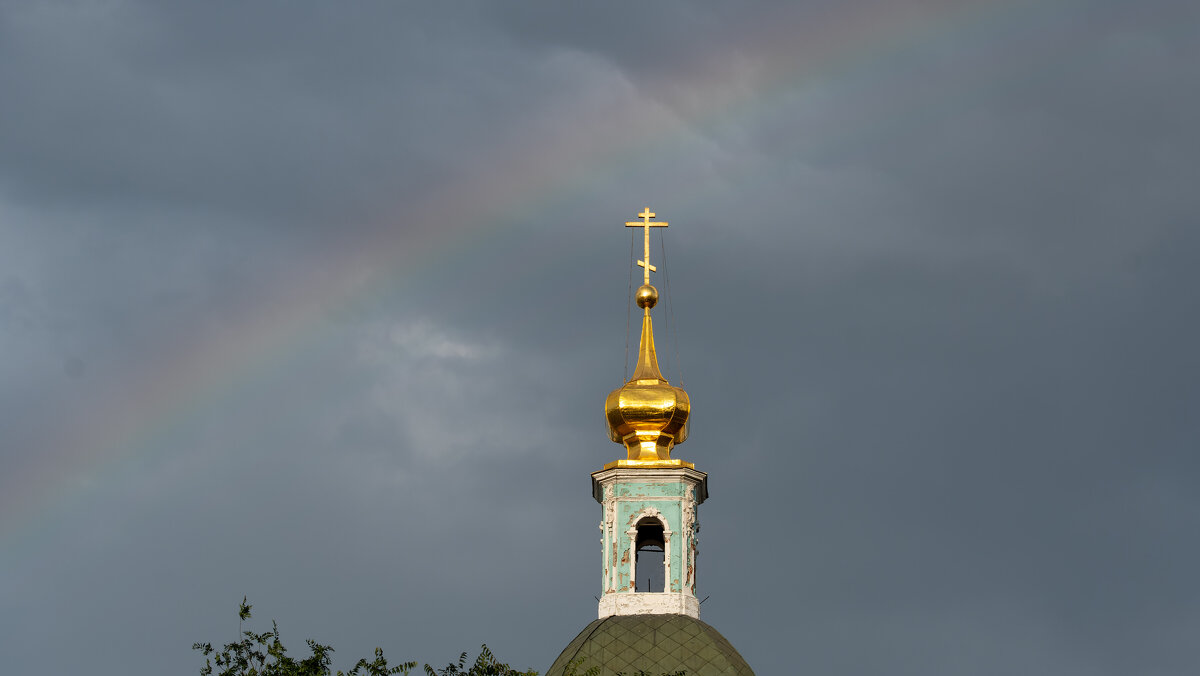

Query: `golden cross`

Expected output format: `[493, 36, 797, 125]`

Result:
[625, 208, 668, 285]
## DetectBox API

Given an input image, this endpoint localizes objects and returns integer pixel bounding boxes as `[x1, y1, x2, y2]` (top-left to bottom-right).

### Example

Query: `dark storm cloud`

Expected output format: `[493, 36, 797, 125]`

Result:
[0, 2, 541, 226]
[2, 1, 1199, 675]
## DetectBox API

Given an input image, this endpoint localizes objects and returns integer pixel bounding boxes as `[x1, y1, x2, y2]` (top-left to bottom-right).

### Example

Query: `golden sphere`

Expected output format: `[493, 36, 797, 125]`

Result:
[635, 284, 659, 309]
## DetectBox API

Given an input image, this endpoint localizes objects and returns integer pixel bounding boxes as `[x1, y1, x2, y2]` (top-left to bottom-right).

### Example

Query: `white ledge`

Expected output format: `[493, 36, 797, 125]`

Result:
[598, 592, 700, 619]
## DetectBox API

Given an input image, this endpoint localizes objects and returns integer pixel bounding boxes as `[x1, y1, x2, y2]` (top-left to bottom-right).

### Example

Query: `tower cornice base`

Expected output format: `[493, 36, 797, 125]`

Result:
[598, 592, 700, 619]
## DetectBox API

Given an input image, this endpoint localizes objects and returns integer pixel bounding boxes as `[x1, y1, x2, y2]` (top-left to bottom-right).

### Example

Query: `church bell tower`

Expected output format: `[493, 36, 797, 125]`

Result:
[595, 208, 707, 619]
[546, 209, 754, 675]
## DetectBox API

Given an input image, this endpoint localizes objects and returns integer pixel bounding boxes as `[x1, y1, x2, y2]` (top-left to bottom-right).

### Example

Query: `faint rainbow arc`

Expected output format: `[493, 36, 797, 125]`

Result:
[2, 0, 1040, 547]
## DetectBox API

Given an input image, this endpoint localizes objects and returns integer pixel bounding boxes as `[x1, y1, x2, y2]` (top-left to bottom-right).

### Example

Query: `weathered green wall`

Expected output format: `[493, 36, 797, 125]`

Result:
[606, 480, 694, 593]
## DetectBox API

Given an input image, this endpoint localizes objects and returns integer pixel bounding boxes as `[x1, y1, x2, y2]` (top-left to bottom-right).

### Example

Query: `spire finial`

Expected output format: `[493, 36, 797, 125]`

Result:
[606, 208, 691, 468]
[624, 207, 667, 379]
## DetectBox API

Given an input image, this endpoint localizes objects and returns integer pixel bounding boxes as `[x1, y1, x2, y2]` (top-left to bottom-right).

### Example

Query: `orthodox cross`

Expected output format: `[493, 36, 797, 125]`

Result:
[625, 208, 668, 285]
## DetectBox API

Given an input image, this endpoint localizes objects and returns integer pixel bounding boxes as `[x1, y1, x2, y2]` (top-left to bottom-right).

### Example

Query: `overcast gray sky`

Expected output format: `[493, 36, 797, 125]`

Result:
[2, 1, 1199, 674]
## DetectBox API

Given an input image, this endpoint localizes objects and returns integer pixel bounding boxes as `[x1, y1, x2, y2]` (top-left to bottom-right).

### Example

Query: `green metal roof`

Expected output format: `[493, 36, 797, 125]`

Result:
[545, 614, 755, 676]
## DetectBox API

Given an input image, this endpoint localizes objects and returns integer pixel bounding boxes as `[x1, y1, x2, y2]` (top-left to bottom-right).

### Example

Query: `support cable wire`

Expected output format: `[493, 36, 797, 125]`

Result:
[624, 227, 635, 383]
[657, 229, 670, 381]
[661, 230, 683, 387]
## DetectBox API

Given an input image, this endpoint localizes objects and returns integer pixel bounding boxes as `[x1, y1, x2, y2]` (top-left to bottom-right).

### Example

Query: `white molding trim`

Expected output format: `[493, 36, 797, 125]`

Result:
[598, 592, 700, 619]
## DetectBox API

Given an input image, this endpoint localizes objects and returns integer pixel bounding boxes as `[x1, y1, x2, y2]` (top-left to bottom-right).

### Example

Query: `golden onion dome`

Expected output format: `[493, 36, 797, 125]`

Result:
[604, 283, 691, 469]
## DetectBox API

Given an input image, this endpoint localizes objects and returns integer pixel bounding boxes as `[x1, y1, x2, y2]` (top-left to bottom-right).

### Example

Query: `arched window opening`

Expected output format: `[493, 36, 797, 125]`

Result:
[634, 516, 665, 592]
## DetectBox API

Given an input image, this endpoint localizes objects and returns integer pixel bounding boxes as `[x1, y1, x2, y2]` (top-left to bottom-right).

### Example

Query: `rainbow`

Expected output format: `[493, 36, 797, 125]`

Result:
[3, 0, 1055, 550]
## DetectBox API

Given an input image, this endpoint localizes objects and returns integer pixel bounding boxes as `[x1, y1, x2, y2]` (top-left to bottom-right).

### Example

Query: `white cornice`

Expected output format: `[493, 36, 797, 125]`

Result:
[598, 592, 700, 619]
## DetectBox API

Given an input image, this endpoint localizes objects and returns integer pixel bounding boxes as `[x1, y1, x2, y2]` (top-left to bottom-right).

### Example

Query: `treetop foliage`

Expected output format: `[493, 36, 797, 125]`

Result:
[194, 598, 682, 676]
